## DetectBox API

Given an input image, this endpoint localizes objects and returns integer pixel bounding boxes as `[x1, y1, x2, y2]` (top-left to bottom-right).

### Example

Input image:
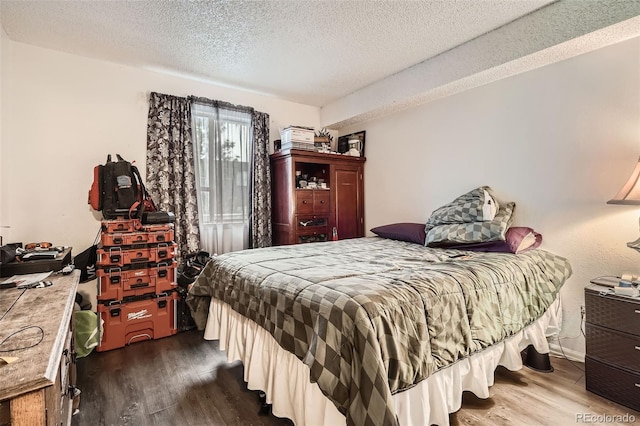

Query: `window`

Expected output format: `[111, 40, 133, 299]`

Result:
[191, 102, 253, 254]
[192, 103, 253, 224]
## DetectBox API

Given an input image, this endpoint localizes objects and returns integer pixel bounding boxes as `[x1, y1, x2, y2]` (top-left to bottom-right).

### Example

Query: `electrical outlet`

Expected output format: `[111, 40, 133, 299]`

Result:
[580, 305, 586, 317]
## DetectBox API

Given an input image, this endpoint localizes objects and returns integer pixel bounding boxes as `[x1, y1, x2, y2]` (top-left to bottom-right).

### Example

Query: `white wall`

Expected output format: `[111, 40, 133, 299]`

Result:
[3, 34, 638, 359]
[0, 24, 9, 242]
[344, 36, 640, 359]
[1, 41, 320, 256]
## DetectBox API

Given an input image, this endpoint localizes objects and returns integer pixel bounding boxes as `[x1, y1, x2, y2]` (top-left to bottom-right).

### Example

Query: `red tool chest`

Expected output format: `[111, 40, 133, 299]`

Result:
[96, 292, 178, 352]
[96, 218, 178, 351]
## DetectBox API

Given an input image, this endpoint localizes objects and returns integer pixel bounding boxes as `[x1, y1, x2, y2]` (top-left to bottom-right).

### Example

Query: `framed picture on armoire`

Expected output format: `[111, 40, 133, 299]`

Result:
[337, 131, 366, 156]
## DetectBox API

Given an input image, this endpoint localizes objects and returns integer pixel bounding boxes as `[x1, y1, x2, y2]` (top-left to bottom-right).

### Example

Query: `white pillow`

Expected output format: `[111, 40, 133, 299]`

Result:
[481, 189, 498, 221]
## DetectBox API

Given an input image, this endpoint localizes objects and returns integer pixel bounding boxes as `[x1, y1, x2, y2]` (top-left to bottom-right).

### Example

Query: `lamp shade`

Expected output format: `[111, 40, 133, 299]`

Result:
[608, 157, 640, 205]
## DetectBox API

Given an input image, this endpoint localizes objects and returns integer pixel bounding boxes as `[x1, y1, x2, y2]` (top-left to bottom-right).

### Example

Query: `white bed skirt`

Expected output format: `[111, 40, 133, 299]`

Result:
[204, 298, 562, 426]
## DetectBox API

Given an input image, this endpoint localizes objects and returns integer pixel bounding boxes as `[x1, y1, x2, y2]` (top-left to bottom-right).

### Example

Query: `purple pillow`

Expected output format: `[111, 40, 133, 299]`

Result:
[506, 226, 542, 253]
[370, 223, 426, 245]
[443, 240, 511, 253]
[443, 227, 542, 253]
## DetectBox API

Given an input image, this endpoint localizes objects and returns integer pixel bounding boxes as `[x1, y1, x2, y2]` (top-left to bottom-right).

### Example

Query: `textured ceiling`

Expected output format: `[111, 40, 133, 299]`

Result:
[0, 0, 555, 107]
[2, 1, 639, 129]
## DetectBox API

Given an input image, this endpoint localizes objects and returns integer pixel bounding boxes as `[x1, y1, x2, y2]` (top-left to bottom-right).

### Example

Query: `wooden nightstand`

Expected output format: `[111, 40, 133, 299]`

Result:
[584, 284, 640, 411]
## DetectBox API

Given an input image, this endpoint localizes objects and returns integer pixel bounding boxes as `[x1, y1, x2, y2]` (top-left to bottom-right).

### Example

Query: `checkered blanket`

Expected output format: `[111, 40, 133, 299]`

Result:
[187, 237, 572, 426]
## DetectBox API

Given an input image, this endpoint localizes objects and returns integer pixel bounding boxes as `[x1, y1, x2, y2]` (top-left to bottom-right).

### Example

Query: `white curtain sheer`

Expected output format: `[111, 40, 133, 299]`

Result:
[191, 102, 253, 255]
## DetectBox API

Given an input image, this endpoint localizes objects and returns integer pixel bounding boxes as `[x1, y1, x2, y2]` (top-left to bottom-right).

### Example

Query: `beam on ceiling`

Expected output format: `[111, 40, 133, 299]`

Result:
[321, 0, 640, 129]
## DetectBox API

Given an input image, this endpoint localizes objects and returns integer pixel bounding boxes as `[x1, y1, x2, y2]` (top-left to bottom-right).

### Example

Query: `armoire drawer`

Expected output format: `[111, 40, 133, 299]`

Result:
[296, 190, 330, 215]
[313, 190, 330, 213]
[296, 216, 328, 230]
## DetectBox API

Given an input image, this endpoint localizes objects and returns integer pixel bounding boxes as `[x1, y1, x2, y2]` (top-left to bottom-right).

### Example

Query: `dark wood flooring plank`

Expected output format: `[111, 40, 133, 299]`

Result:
[73, 331, 291, 426]
[73, 331, 638, 426]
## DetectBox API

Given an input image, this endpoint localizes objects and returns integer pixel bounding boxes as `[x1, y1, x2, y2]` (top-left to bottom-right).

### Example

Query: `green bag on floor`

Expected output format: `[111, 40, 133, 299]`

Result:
[74, 310, 99, 358]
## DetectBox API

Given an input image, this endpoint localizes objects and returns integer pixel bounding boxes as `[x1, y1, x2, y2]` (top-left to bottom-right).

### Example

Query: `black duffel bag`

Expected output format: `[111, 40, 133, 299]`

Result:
[176, 251, 212, 332]
[0, 243, 20, 264]
[177, 251, 211, 288]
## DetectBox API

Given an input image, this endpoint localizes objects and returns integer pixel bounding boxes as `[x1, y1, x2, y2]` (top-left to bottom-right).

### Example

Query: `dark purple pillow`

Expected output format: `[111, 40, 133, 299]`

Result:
[370, 223, 426, 245]
[442, 227, 542, 253]
[443, 240, 511, 253]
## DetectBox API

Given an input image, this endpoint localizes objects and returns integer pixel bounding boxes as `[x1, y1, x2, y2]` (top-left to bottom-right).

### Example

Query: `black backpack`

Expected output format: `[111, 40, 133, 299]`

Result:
[89, 154, 156, 219]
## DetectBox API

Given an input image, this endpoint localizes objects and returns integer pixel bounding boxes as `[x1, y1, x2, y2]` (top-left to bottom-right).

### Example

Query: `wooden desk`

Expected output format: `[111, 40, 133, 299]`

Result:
[0, 271, 79, 425]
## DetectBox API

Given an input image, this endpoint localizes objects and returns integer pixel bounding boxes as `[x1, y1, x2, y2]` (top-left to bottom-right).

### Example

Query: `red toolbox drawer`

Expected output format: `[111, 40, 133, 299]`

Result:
[97, 243, 176, 267]
[140, 223, 174, 232]
[96, 292, 178, 352]
[100, 229, 175, 246]
[101, 220, 174, 234]
[101, 218, 142, 233]
[97, 261, 177, 301]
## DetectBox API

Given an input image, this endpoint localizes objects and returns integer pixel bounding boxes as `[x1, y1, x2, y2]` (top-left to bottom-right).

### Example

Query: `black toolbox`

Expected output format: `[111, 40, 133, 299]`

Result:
[0, 247, 72, 277]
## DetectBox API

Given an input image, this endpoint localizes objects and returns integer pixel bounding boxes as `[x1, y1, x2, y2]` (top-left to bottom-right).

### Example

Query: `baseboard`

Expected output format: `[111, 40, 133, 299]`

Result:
[548, 342, 585, 363]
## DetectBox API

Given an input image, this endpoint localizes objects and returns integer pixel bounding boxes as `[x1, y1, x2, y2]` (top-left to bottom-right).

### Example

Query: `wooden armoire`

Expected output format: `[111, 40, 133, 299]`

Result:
[270, 149, 365, 245]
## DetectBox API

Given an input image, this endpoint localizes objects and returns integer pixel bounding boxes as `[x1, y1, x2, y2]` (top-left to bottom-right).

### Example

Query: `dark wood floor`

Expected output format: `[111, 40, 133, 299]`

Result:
[72, 330, 639, 426]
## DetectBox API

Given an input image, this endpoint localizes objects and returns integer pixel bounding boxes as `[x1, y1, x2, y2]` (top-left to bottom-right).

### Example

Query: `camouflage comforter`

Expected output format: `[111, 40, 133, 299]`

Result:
[187, 237, 572, 426]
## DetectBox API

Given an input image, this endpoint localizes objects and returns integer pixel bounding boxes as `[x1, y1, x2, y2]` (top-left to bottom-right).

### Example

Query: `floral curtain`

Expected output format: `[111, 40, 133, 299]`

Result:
[250, 110, 272, 248]
[146, 92, 200, 259]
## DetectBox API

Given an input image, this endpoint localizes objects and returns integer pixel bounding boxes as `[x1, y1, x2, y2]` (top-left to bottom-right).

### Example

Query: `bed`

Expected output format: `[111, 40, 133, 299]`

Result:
[187, 236, 572, 426]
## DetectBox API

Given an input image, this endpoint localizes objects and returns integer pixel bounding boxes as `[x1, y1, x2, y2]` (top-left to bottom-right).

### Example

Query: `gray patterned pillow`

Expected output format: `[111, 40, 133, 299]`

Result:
[425, 186, 498, 229]
[425, 202, 515, 246]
